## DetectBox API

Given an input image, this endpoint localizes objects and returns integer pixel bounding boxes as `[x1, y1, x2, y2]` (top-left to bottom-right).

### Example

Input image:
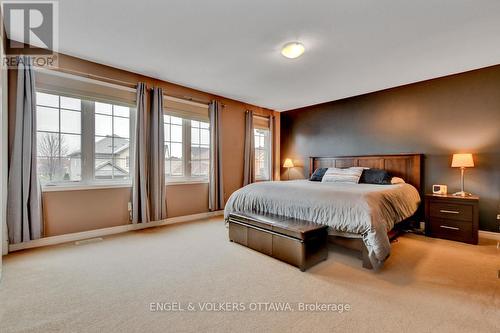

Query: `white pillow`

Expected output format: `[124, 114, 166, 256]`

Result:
[391, 177, 406, 184]
[321, 167, 365, 184]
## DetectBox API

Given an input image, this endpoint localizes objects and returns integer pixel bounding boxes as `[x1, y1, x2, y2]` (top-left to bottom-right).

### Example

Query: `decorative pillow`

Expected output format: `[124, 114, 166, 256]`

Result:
[359, 168, 392, 185]
[391, 176, 406, 184]
[310, 168, 328, 181]
[321, 167, 364, 184]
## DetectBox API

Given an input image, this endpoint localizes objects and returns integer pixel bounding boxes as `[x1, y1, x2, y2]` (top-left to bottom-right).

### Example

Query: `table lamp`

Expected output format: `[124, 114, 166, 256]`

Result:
[451, 153, 474, 197]
[283, 158, 294, 180]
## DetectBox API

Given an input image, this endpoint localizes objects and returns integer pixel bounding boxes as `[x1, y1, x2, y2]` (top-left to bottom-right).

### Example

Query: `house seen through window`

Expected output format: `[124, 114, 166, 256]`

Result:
[94, 102, 131, 180]
[163, 115, 210, 181]
[36, 92, 134, 185]
[36, 92, 82, 183]
[36, 89, 210, 186]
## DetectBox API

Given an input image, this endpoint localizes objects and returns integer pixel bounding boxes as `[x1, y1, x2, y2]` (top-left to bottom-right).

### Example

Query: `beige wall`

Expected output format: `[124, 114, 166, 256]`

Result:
[42, 183, 210, 236]
[8, 50, 280, 237]
[43, 188, 131, 236]
[166, 184, 209, 217]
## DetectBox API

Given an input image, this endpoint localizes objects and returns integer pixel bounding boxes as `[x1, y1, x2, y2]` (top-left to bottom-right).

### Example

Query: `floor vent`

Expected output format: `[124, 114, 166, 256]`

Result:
[75, 238, 103, 246]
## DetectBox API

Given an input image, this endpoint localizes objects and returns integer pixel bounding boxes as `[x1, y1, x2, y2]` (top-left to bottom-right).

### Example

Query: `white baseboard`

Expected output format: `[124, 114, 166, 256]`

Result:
[479, 230, 500, 241]
[8, 210, 224, 252]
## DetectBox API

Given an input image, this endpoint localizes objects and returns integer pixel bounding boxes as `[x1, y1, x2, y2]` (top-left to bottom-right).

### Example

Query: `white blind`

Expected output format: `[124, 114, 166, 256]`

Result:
[164, 97, 209, 122]
[35, 69, 136, 106]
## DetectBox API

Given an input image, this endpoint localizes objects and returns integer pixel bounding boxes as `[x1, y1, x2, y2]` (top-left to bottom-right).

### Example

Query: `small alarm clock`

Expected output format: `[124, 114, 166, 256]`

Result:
[432, 184, 448, 195]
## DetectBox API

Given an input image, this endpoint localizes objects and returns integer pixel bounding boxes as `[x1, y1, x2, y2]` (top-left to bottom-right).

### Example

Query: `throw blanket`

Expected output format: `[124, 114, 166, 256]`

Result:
[224, 180, 420, 269]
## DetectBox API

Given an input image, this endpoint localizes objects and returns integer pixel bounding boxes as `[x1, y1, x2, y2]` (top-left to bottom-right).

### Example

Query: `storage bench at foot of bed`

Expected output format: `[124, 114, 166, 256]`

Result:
[228, 212, 328, 271]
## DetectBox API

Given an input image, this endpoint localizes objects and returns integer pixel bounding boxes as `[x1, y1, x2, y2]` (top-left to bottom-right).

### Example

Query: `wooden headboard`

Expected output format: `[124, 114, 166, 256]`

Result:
[309, 154, 423, 193]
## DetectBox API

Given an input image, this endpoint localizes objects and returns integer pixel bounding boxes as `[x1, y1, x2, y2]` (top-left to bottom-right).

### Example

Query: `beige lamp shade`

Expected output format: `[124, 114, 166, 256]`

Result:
[283, 158, 294, 168]
[451, 153, 474, 168]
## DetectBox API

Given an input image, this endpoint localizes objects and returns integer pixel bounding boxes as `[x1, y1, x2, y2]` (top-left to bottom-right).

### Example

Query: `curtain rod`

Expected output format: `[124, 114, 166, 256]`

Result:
[34, 66, 216, 106]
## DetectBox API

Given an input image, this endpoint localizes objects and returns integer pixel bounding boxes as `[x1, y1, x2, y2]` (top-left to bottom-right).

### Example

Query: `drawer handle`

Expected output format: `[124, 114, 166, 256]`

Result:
[439, 209, 460, 214]
[440, 225, 460, 231]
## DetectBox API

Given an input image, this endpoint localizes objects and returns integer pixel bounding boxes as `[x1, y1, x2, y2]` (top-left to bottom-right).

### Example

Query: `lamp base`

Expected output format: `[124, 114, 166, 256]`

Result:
[453, 191, 472, 197]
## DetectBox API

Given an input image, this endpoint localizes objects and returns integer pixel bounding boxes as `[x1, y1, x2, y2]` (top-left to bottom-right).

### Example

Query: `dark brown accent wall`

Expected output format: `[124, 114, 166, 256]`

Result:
[281, 65, 500, 232]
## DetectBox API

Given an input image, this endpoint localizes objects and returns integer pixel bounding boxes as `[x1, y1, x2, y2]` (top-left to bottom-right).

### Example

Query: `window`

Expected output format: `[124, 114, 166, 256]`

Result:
[36, 91, 134, 186]
[190, 120, 210, 177]
[94, 102, 131, 181]
[163, 115, 184, 177]
[163, 115, 210, 182]
[254, 128, 271, 181]
[36, 92, 82, 183]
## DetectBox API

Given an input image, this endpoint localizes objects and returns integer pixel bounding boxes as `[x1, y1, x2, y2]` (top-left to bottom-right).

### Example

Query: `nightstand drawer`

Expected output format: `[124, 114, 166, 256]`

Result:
[429, 202, 473, 222]
[428, 218, 473, 243]
[425, 194, 478, 245]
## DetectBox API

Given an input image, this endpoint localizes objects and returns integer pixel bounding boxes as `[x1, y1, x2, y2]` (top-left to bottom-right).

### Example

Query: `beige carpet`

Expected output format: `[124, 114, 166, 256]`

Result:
[0, 217, 499, 333]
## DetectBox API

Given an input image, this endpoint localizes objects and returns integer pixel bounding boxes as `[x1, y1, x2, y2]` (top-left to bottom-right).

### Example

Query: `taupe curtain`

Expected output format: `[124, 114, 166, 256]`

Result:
[149, 88, 167, 220]
[243, 110, 255, 186]
[269, 115, 274, 181]
[132, 83, 149, 223]
[7, 56, 42, 243]
[209, 101, 224, 211]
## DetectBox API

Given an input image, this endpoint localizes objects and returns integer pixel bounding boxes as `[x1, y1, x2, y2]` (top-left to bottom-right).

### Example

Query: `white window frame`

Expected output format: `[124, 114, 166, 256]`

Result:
[37, 91, 136, 190]
[254, 127, 272, 182]
[164, 115, 210, 184]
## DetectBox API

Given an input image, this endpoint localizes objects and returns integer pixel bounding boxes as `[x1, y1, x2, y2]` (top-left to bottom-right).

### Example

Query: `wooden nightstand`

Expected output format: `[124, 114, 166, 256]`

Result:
[425, 194, 479, 244]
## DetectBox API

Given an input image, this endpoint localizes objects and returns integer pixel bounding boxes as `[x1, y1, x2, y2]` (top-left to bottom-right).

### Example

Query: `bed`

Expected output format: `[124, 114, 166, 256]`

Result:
[225, 154, 423, 270]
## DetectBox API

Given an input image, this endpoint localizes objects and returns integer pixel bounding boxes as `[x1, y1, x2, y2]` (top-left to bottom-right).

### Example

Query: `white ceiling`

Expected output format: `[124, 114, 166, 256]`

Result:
[23, 1, 500, 110]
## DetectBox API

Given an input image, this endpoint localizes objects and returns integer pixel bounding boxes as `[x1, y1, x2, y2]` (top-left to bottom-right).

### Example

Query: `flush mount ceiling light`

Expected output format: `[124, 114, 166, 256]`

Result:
[281, 42, 305, 59]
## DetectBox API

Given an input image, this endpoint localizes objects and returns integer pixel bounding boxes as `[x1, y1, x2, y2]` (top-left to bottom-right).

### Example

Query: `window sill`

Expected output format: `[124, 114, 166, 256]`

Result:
[42, 179, 209, 192]
[42, 183, 132, 192]
[166, 180, 209, 186]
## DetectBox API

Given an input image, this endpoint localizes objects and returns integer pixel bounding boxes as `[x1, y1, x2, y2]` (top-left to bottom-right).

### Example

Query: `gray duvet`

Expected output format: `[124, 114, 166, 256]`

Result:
[224, 180, 420, 269]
